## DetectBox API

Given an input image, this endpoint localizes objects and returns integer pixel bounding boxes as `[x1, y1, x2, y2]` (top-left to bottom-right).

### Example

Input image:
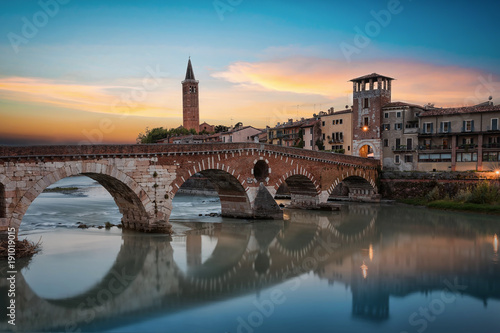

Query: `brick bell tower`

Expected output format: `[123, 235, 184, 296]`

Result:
[351, 73, 393, 159]
[182, 58, 199, 132]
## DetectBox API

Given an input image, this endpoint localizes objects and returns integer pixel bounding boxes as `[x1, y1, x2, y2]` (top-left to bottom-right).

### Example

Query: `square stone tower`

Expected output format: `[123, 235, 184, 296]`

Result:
[182, 58, 199, 132]
[351, 73, 393, 159]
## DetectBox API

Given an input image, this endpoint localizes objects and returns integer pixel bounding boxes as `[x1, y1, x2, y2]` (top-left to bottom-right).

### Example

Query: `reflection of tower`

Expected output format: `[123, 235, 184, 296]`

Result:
[182, 58, 200, 132]
[351, 73, 393, 160]
[186, 234, 202, 267]
[351, 269, 389, 321]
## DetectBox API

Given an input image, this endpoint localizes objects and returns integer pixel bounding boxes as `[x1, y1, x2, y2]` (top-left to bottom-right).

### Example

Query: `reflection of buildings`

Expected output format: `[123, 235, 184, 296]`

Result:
[4, 205, 500, 332]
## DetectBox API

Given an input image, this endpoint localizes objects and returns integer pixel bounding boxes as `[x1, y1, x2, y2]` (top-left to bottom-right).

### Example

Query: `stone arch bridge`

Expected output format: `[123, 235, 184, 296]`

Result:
[0, 143, 379, 235]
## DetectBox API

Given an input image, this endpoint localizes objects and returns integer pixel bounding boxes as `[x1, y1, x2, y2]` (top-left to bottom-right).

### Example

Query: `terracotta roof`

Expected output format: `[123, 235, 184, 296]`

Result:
[222, 126, 261, 134]
[383, 101, 423, 109]
[418, 104, 500, 117]
[319, 109, 352, 117]
[350, 73, 394, 82]
[301, 119, 320, 128]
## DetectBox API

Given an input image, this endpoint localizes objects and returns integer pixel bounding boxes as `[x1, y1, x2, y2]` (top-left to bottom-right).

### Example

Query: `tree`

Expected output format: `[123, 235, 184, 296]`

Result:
[136, 127, 169, 144]
[234, 122, 243, 129]
[136, 126, 195, 144]
[214, 125, 230, 133]
[294, 129, 305, 148]
[315, 139, 325, 151]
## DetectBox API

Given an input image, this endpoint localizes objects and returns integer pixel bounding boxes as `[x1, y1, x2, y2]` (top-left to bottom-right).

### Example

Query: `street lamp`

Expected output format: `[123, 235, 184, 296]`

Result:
[362, 126, 369, 132]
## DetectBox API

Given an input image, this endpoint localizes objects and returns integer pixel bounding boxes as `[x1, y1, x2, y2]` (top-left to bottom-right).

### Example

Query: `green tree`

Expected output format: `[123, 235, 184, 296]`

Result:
[136, 127, 169, 144]
[294, 130, 305, 148]
[315, 139, 325, 151]
[214, 125, 230, 133]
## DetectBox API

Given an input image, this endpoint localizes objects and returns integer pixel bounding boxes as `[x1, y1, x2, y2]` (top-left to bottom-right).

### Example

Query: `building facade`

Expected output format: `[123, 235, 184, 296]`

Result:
[319, 108, 353, 154]
[182, 58, 200, 132]
[417, 104, 500, 172]
[351, 73, 393, 159]
[381, 102, 423, 170]
[220, 126, 262, 143]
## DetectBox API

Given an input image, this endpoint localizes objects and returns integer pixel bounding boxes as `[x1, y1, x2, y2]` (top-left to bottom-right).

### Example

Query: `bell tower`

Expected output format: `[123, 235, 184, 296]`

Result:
[182, 58, 199, 132]
[351, 73, 393, 159]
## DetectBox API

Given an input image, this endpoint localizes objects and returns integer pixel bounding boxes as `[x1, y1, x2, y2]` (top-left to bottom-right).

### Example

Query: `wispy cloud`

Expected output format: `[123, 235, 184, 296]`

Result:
[213, 57, 500, 107]
[0, 76, 177, 117]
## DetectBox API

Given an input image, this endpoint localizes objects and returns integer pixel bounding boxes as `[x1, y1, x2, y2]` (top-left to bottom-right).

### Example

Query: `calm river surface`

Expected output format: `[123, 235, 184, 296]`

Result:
[2, 176, 500, 333]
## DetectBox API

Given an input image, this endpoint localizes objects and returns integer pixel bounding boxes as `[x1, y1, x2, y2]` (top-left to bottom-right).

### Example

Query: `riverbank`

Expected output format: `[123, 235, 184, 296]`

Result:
[400, 198, 500, 215]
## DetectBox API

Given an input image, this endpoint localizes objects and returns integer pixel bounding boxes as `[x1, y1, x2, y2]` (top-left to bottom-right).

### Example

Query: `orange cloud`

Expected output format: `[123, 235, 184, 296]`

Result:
[212, 57, 500, 107]
[0, 76, 176, 117]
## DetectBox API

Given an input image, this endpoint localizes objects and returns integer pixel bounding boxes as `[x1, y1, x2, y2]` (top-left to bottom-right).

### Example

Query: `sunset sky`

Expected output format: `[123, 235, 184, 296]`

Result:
[1, 0, 499, 145]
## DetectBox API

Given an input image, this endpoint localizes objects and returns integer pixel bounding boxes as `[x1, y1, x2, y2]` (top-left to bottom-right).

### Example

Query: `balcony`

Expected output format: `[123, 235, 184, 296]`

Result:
[418, 145, 451, 151]
[457, 144, 478, 150]
[460, 126, 475, 133]
[486, 125, 500, 132]
[419, 129, 433, 135]
[483, 143, 500, 148]
[329, 139, 344, 144]
[392, 145, 415, 152]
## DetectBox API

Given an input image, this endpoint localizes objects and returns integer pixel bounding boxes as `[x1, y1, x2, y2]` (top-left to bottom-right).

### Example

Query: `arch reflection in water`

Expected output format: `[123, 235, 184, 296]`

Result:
[2, 203, 500, 332]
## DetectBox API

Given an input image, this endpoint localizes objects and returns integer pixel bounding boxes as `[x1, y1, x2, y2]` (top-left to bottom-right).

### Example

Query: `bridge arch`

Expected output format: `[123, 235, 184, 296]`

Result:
[10, 163, 154, 232]
[173, 168, 253, 219]
[279, 173, 320, 208]
[329, 175, 377, 200]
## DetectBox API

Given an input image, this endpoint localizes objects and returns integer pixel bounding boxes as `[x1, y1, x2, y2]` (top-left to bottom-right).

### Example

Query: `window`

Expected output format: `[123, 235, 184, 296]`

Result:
[463, 120, 474, 132]
[440, 121, 451, 133]
[348, 146, 350, 151]
[456, 152, 477, 162]
[336, 119, 339, 125]
[322, 121, 325, 126]
[394, 155, 400, 164]
[483, 152, 500, 161]
[382, 124, 390, 131]
[396, 111, 401, 118]
[406, 138, 413, 150]
[395, 138, 401, 149]
[363, 98, 369, 108]
[404, 155, 413, 163]
[310, 140, 313, 147]
[423, 122, 433, 134]
[384, 112, 389, 118]
[339, 132, 343, 141]
[442, 138, 449, 149]
[419, 153, 452, 162]
[383, 139, 389, 147]
[395, 123, 402, 130]
[310, 128, 313, 134]
[339, 119, 343, 124]
[363, 117, 369, 126]
[492, 118, 499, 131]
[322, 133, 325, 140]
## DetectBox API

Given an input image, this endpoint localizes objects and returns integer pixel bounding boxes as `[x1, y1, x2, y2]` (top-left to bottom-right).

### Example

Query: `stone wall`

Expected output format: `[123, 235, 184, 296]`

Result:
[380, 171, 500, 199]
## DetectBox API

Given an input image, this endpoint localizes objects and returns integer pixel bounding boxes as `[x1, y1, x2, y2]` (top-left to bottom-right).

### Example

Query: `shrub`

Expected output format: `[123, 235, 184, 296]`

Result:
[425, 185, 442, 202]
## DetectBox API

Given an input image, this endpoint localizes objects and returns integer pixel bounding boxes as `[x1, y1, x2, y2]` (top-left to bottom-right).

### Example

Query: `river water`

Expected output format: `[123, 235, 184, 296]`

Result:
[2, 176, 500, 333]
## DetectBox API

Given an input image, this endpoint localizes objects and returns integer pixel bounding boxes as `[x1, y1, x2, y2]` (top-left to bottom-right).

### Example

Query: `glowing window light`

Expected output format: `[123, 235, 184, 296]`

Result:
[360, 261, 368, 279]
